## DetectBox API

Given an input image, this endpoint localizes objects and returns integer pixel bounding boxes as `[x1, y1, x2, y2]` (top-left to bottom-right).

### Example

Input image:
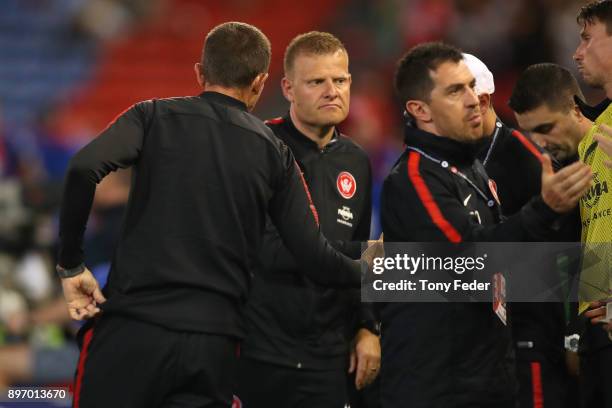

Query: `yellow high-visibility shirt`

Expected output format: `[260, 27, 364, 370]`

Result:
[578, 103, 612, 313]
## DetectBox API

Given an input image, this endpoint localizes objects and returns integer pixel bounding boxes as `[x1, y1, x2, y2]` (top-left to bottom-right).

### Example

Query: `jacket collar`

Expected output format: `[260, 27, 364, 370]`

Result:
[199, 91, 247, 111]
[575, 95, 611, 121]
[403, 124, 480, 166]
[280, 113, 339, 152]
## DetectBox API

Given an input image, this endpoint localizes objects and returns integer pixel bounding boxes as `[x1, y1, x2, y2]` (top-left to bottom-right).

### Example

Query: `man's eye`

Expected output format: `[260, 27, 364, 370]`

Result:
[538, 126, 553, 134]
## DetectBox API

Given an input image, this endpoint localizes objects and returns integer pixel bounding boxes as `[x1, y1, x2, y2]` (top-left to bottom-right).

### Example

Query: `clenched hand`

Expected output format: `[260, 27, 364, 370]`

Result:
[61, 267, 106, 320]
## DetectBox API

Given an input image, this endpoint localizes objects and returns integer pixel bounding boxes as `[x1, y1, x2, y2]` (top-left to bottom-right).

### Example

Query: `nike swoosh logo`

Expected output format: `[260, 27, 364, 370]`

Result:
[463, 194, 472, 206]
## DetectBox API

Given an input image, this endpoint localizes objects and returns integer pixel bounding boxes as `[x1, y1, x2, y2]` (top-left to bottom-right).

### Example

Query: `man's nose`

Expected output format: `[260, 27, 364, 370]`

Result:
[465, 86, 479, 107]
[323, 79, 338, 98]
[531, 134, 547, 149]
[573, 44, 583, 61]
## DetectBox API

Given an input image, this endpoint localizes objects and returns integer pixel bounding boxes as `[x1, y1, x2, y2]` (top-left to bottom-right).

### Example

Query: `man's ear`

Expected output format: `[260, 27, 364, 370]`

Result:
[194, 63, 205, 88]
[251, 72, 269, 96]
[478, 93, 491, 115]
[280, 76, 293, 103]
[405, 100, 432, 123]
[573, 103, 585, 122]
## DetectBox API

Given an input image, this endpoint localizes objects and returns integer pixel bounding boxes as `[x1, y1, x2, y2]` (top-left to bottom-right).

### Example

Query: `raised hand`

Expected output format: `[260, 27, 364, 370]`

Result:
[540, 154, 592, 213]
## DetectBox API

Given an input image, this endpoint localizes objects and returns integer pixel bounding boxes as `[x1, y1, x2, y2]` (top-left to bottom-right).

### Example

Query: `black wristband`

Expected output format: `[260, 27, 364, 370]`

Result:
[56, 263, 85, 279]
[360, 320, 382, 337]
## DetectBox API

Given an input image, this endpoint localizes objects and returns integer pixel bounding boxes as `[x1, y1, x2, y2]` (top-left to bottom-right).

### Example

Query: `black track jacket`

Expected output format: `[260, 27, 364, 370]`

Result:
[57, 92, 362, 338]
[379, 125, 561, 407]
[241, 115, 375, 370]
[477, 119, 577, 363]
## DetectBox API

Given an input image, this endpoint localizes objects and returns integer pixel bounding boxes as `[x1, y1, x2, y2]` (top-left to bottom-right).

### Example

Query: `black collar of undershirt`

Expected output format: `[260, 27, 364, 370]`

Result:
[403, 124, 480, 166]
[574, 95, 611, 121]
[281, 113, 339, 152]
[199, 91, 247, 111]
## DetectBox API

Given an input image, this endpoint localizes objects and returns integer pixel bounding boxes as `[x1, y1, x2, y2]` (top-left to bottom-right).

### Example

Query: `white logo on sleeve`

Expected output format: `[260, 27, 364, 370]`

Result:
[463, 194, 472, 207]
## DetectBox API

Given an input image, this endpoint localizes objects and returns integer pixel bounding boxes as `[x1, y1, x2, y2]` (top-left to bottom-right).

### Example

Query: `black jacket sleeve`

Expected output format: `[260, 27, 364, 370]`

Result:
[271, 234, 362, 268]
[332, 163, 373, 259]
[327, 202, 371, 259]
[383, 156, 559, 243]
[58, 102, 151, 268]
[268, 146, 363, 288]
[350, 161, 378, 329]
[269, 194, 371, 270]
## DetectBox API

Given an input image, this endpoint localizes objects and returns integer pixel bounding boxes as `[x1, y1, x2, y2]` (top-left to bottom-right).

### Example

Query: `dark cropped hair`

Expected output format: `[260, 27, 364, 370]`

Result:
[201, 22, 271, 88]
[577, 0, 612, 34]
[509, 63, 585, 114]
[394, 42, 463, 104]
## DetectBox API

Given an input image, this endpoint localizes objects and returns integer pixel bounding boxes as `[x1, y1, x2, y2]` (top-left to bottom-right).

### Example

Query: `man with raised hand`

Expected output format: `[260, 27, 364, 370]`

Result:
[510, 58, 612, 408]
[508, 62, 593, 408]
[379, 42, 591, 408]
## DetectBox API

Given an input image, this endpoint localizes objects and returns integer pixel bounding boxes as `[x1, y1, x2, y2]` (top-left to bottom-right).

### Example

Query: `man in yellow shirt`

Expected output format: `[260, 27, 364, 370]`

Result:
[511, 2, 612, 403]
[593, 124, 612, 168]
[508, 62, 589, 408]
[510, 57, 612, 406]
[510, 62, 593, 407]
[574, 1, 612, 316]
[575, 102, 612, 404]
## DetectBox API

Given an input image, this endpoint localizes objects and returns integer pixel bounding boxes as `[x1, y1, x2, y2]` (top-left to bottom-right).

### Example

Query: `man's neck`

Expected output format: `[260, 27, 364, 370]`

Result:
[289, 108, 335, 150]
[417, 121, 441, 137]
[483, 110, 498, 138]
[204, 84, 250, 109]
[604, 81, 612, 101]
[579, 118, 594, 137]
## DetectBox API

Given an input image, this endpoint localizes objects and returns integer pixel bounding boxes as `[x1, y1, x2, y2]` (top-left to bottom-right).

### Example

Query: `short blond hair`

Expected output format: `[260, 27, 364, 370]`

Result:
[283, 31, 347, 76]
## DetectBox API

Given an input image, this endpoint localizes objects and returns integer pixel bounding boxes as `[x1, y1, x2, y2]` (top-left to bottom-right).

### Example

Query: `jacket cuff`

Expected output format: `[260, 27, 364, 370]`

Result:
[530, 196, 560, 223]
[58, 239, 84, 270]
[358, 319, 382, 336]
[520, 196, 561, 240]
[331, 240, 362, 259]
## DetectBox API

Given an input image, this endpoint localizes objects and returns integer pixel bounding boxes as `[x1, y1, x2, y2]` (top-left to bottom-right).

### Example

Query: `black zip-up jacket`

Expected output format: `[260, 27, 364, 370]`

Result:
[57, 92, 362, 338]
[477, 119, 579, 364]
[379, 125, 561, 407]
[241, 115, 374, 370]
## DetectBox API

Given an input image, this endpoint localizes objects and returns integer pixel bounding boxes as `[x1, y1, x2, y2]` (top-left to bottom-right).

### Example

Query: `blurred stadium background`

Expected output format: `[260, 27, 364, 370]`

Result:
[0, 0, 604, 406]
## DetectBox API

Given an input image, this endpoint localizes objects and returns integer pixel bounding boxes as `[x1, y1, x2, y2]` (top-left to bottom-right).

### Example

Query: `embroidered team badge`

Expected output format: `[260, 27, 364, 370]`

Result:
[488, 179, 501, 205]
[337, 171, 356, 199]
